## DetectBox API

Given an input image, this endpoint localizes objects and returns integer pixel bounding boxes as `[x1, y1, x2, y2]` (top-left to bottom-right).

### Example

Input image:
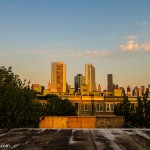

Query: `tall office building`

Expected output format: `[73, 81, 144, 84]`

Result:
[132, 86, 139, 97]
[141, 86, 145, 96]
[126, 85, 132, 96]
[51, 62, 66, 92]
[107, 74, 113, 92]
[97, 84, 101, 92]
[85, 64, 96, 92]
[74, 74, 85, 92]
[148, 84, 150, 93]
[127, 85, 131, 92]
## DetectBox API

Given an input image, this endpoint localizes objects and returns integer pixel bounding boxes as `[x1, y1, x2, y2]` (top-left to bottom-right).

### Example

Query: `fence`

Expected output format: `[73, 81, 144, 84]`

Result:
[39, 116, 124, 128]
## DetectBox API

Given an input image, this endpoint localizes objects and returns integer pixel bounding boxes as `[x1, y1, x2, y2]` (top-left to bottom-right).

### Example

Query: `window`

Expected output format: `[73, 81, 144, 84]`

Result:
[110, 103, 114, 111]
[75, 103, 78, 111]
[84, 103, 88, 111]
[91, 103, 94, 111]
[96, 103, 103, 112]
[106, 103, 114, 112]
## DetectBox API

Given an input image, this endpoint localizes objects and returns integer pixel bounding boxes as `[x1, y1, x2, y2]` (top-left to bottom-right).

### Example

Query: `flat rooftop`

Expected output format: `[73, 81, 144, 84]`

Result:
[0, 128, 150, 150]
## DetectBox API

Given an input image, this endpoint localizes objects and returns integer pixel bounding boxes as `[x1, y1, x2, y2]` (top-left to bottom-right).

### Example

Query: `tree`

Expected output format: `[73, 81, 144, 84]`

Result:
[114, 95, 150, 128]
[0, 66, 44, 128]
[133, 97, 144, 127]
[114, 96, 132, 124]
[142, 96, 150, 127]
[45, 95, 77, 116]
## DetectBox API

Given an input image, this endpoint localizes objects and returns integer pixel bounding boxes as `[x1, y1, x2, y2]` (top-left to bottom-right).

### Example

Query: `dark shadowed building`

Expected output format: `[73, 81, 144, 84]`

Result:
[107, 74, 113, 92]
[74, 74, 85, 92]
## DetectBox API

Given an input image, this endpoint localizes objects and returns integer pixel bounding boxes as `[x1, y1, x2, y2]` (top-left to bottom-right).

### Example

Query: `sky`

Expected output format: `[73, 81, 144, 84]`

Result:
[0, 0, 150, 90]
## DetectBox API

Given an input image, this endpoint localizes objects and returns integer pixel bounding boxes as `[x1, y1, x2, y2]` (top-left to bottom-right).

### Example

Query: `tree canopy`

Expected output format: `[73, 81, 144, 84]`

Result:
[0, 66, 44, 128]
[114, 96, 150, 128]
[44, 94, 77, 116]
[0, 66, 76, 128]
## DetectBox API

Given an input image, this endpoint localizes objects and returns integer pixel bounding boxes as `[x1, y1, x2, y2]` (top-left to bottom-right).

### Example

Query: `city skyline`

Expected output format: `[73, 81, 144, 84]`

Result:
[0, 0, 150, 89]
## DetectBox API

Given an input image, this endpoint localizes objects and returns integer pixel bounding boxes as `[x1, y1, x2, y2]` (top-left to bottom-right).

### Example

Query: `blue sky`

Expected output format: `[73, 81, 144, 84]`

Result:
[0, 0, 150, 90]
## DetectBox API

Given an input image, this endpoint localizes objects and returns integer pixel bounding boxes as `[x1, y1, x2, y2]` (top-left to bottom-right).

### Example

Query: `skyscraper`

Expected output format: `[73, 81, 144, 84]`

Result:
[107, 74, 113, 92]
[141, 86, 145, 96]
[74, 74, 85, 92]
[148, 84, 150, 93]
[85, 64, 96, 92]
[127, 85, 131, 92]
[51, 62, 66, 92]
[126, 85, 132, 96]
[97, 84, 101, 92]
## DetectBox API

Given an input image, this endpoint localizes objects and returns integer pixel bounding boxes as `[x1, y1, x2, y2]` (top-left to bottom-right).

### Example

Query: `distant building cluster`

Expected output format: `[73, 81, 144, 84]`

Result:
[32, 61, 150, 97]
[32, 61, 150, 116]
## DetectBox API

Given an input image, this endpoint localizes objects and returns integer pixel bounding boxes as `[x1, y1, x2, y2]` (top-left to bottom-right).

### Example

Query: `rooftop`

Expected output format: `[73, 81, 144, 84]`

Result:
[0, 128, 150, 149]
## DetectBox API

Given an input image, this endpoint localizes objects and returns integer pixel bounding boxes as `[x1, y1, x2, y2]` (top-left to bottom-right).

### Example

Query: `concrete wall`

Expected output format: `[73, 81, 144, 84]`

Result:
[39, 116, 124, 128]
[96, 116, 125, 128]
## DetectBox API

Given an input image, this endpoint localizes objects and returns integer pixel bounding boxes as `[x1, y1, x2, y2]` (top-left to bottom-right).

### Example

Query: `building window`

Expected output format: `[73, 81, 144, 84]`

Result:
[84, 103, 88, 111]
[106, 103, 114, 112]
[96, 103, 103, 112]
[75, 103, 78, 111]
[91, 103, 94, 111]
[83, 89, 87, 92]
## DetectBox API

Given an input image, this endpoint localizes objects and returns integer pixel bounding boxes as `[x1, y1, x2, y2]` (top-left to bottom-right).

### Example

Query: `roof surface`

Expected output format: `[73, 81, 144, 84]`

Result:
[0, 128, 150, 150]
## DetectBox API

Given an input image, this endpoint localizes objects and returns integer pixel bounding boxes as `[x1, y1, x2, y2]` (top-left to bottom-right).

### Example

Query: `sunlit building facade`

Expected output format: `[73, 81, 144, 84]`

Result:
[51, 62, 66, 92]
[32, 84, 45, 95]
[85, 64, 96, 92]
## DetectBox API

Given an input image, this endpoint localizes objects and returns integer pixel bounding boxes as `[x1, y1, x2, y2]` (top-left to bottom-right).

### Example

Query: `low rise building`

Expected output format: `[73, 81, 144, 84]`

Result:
[37, 94, 142, 116]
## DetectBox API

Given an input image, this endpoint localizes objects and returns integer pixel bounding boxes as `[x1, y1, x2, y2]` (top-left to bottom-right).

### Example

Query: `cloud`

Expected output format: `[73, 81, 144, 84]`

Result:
[137, 20, 150, 27]
[141, 42, 150, 52]
[120, 36, 150, 53]
[27, 49, 110, 58]
[125, 35, 137, 39]
[69, 50, 110, 58]
[120, 40, 140, 52]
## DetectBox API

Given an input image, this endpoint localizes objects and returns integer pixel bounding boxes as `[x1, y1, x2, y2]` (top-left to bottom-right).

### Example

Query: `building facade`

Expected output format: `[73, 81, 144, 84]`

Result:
[32, 84, 45, 95]
[51, 62, 66, 92]
[38, 94, 142, 116]
[107, 74, 113, 92]
[74, 74, 85, 92]
[85, 64, 96, 92]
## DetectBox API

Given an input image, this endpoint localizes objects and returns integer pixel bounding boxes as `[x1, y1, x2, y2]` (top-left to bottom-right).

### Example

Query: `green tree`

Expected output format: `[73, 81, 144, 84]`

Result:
[0, 66, 44, 128]
[45, 95, 77, 116]
[114, 96, 132, 124]
[114, 95, 150, 128]
[134, 97, 144, 127]
[143, 96, 150, 127]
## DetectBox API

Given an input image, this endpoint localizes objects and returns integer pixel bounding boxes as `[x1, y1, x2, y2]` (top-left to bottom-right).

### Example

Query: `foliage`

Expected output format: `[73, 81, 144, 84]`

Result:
[0, 66, 44, 128]
[114, 95, 150, 128]
[114, 96, 132, 123]
[44, 95, 77, 116]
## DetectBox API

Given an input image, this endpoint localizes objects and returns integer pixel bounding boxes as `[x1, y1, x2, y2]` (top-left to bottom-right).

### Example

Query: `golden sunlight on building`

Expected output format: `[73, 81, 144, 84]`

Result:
[51, 62, 66, 93]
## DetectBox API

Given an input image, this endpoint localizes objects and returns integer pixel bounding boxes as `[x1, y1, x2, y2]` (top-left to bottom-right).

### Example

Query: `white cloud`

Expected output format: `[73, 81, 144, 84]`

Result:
[120, 36, 150, 53]
[69, 50, 109, 58]
[29, 49, 110, 58]
[0, 48, 110, 59]
[120, 40, 140, 52]
[141, 42, 150, 52]
[137, 20, 150, 27]
[125, 35, 137, 39]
